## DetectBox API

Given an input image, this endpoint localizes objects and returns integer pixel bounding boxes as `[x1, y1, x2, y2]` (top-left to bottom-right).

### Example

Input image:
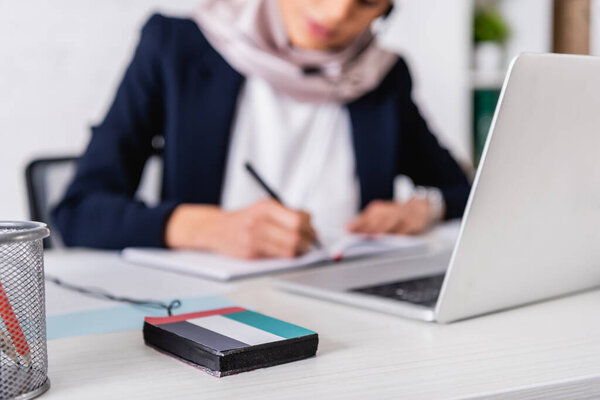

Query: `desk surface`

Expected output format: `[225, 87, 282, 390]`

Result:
[42, 249, 600, 400]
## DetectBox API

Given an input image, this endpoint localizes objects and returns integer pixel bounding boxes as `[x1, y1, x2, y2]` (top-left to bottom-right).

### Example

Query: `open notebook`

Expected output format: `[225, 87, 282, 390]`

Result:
[122, 234, 428, 281]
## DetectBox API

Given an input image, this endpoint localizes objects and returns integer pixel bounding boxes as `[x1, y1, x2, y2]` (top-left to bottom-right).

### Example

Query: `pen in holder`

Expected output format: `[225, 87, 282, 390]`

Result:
[0, 222, 50, 400]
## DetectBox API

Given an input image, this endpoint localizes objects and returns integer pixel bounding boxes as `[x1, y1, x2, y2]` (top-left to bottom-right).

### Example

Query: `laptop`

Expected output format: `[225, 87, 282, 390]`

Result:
[275, 53, 600, 323]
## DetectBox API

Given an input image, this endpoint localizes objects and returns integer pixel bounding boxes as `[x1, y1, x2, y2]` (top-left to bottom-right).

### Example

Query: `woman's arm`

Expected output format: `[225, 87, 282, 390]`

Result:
[53, 15, 318, 255]
[348, 59, 471, 235]
[394, 59, 471, 220]
[52, 15, 180, 249]
[165, 200, 316, 259]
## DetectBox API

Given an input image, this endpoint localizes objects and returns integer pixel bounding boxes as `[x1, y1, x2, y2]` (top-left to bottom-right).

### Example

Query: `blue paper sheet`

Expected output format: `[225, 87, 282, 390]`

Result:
[46, 296, 235, 340]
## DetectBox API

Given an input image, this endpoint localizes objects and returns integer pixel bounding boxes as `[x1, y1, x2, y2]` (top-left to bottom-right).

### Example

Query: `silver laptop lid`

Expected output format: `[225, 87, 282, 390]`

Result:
[436, 53, 600, 323]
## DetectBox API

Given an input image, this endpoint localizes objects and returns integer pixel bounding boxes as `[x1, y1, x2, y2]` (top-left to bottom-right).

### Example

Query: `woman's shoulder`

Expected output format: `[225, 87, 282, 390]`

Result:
[386, 57, 414, 91]
[354, 56, 413, 105]
[139, 13, 215, 57]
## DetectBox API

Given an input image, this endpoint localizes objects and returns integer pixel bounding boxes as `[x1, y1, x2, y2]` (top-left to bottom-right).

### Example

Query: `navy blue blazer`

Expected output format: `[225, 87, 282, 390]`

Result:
[53, 14, 471, 249]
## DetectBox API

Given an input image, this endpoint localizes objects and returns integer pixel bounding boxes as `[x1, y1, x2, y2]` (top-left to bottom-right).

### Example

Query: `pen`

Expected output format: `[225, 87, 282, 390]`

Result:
[244, 162, 322, 249]
[0, 282, 31, 363]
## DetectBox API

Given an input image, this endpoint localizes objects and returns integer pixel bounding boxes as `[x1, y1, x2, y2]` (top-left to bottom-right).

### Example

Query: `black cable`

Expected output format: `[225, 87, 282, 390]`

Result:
[45, 275, 182, 316]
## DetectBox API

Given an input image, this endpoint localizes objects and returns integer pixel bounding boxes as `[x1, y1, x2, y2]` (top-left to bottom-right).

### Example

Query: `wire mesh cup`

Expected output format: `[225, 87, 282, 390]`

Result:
[0, 222, 50, 400]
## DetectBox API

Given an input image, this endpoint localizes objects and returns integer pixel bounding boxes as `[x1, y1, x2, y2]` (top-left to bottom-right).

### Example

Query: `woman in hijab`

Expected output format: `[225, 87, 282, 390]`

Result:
[54, 0, 471, 259]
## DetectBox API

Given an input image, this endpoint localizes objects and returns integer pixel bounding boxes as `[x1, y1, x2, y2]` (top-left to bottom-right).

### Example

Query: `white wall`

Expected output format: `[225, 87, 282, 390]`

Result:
[0, 0, 199, 220]
[592, 0, 600, 55]
[0, 0, 472, 220]
[499, 0, 554, 62]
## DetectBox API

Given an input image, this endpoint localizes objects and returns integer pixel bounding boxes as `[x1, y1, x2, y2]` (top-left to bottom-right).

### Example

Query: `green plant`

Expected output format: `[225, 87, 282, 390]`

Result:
[474, 7, 510, 44]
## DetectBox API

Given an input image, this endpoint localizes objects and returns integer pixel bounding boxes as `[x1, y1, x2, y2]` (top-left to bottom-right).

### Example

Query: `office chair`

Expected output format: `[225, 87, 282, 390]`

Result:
[25, 155, 163, 248]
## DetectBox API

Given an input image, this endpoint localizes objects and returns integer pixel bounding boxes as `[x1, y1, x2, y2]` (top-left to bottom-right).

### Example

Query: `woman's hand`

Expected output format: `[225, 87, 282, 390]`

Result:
[165, 199, 317, 259]
[347, 199, 433, 235]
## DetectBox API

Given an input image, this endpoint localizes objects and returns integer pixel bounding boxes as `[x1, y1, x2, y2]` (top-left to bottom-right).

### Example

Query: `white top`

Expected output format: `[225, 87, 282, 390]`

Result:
[221, 77, 360, 237]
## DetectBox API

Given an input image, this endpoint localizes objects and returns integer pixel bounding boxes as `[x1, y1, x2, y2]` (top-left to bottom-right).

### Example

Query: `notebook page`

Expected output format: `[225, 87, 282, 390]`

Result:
[326, 234, 428, 260]
[121, 247, 330, 281]
[122, 234, 428, 281]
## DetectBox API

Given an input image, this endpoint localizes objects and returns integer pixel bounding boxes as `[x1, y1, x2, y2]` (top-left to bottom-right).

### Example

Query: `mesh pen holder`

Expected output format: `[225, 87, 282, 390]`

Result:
[0, 222, 50, 400]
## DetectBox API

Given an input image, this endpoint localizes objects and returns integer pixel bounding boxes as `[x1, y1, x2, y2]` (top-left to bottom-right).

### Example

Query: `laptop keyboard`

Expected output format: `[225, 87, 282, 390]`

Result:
[350, 274, 445, 307]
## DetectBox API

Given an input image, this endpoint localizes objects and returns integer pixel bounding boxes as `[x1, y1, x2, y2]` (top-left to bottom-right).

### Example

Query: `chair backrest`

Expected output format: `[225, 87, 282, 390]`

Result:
[26, 157, 79, 248]
[25, 155, 163, 248]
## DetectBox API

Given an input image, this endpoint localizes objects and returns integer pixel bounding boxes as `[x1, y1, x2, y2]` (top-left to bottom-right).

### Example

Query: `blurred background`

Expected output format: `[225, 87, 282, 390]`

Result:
[1, 0, 599, 220]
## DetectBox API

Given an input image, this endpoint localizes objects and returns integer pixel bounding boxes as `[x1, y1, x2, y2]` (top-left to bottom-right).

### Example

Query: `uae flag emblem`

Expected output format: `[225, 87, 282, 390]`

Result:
[143, 306, 318, 377]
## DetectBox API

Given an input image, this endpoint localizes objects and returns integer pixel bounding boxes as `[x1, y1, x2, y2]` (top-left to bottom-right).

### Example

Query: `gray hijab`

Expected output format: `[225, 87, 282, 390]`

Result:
[192, 0, 398, 103]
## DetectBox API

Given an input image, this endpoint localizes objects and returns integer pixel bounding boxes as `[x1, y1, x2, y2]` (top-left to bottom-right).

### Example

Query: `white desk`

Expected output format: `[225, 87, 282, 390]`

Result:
[42, 250, 600, 400]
